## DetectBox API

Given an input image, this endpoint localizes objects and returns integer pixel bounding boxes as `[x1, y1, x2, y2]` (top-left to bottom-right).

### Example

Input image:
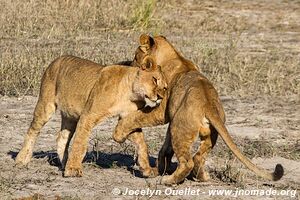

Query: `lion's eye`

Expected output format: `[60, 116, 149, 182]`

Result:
[153, 77, 158, 85]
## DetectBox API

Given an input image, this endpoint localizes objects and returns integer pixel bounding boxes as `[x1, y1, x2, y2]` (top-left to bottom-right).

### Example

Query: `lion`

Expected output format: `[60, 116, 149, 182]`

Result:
[15, 55, 167, 177]
[113, 34, 284, 185]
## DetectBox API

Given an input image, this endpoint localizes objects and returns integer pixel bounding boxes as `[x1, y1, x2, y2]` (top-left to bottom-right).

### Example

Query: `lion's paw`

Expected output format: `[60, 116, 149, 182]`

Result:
[143, 167, 159, 178]
[193, 169, 211, 182]
[160, 175, 176, 185]
[15, 149, 32, 166]
[64, 167, 83, 177]
[199, 171, 211, 182]
[112, 132, 126, 143]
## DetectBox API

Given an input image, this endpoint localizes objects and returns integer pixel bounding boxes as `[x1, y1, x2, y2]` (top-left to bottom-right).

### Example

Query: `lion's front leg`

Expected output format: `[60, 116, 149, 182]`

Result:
[113, 98, 168, 143]
[112, 98, 168, 178]
[64, 114, 103, 177]
[63, 118, 91, 177]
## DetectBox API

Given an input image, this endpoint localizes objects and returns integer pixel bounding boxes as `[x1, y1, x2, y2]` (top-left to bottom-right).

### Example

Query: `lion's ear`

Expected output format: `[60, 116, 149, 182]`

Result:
[139, 34, 155, 53]
[141, 56, 157, 71]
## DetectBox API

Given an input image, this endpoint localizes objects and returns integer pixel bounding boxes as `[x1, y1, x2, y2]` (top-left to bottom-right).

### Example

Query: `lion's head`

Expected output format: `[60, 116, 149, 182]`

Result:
[132, 34, 197, 84]
[132, 55, 168, 108]
[132, 34, 179, 68]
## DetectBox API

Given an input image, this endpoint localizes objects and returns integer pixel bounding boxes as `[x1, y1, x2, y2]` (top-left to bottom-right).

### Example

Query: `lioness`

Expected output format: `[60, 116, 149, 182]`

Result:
[15, 55, 167, 177]
[113, 34, 284, 185]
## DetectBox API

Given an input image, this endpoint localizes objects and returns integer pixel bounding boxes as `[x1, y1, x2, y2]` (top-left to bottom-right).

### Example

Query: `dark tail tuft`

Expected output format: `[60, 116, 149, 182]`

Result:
[273, 164, 284, 181]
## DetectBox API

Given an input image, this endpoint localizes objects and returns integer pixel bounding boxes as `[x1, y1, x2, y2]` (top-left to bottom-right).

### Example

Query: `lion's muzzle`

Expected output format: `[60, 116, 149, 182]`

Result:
[145, 95, 163, 108]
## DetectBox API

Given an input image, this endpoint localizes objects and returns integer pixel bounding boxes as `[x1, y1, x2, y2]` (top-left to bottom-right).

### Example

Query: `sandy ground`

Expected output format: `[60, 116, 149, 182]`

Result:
[0, 95, 299, 200]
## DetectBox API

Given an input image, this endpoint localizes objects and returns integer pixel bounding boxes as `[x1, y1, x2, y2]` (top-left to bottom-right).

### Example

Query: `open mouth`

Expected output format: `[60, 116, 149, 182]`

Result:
[144, 96, 161, 108]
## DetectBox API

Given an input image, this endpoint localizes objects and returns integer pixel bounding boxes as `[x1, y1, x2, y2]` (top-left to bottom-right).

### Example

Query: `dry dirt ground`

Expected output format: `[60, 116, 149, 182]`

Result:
[0, 95, 299, 200]
[0, 0, 300, 199]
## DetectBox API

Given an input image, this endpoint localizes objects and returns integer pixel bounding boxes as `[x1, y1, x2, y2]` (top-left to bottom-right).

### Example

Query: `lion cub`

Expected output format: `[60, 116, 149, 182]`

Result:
[15, 55, 167, 177]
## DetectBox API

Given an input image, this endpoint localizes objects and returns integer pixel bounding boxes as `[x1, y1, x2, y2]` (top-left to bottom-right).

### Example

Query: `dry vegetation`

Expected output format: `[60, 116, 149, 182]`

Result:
[0, 0, 299, 97]
[0, 0, 299, 199]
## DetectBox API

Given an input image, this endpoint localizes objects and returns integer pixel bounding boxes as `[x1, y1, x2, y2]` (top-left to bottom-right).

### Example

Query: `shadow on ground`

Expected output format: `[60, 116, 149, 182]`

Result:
[7, 150, 159, 178]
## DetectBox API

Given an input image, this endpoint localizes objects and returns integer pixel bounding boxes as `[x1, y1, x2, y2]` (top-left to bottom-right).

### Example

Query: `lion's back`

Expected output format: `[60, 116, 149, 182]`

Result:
[41, 55, 104, 118]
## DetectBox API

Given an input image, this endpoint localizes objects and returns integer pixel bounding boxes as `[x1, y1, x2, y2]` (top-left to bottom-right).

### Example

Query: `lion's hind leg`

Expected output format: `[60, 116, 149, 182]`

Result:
[16, 70, 57, 166]
[161, 122, 198, 185]
[127, 130, 159, 178]
[192, 135, 212, 182]
[15, 98, 56, 166]
[192, 119, 218, 181]
[157, 127, 174, 175]
[57, 114, 77, 169]
[192, 119, 219, 181]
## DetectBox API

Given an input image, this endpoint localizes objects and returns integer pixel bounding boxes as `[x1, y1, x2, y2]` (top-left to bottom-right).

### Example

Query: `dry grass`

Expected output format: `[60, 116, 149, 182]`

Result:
[0, 0, 299, 98]
[131, 0, 158, 30]
[196, 39, 300, 97]
[212, 137, 300, 161]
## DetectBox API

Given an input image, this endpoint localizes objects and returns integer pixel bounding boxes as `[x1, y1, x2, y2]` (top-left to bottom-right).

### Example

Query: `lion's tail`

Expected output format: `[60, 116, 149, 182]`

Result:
[205, 108, 283, 181]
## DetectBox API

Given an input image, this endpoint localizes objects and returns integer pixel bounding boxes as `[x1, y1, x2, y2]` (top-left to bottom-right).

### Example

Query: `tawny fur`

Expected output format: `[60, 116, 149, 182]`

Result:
[15, 55, 167, 177]
[113, 34, 284, 185]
